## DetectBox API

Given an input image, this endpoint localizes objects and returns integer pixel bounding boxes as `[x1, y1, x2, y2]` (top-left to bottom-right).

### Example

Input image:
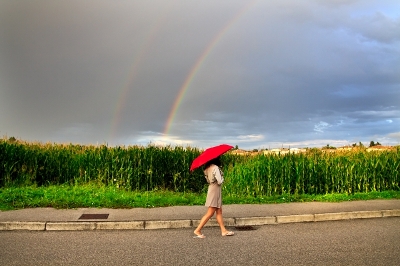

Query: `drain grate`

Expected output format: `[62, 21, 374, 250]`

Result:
[234, 226, 256, 231]
[79, 214, 109, 220]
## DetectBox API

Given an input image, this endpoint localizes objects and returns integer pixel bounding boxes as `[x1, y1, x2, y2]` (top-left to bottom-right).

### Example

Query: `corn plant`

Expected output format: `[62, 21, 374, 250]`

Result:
[1, 139, 399, 196]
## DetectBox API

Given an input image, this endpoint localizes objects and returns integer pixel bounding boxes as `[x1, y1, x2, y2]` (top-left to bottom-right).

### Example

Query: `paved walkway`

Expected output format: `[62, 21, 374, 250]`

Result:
[1, 199, 399, 231]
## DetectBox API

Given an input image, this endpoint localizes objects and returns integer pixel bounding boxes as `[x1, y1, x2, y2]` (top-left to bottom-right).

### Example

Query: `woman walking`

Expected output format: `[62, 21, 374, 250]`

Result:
[193, 157, 234, 238]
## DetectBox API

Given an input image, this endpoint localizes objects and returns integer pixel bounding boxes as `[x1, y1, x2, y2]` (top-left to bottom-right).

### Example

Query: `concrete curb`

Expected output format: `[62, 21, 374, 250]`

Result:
[1, 209, 399, 231]
[0, 221, 46, 231]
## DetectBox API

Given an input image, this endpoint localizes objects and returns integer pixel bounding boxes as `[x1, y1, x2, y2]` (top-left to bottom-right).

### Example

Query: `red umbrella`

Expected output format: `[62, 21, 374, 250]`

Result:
[190, 144, 234, 171]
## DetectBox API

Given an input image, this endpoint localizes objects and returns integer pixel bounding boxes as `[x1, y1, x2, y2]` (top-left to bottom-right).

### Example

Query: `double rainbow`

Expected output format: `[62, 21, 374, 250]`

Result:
[111, 1, 257, 142]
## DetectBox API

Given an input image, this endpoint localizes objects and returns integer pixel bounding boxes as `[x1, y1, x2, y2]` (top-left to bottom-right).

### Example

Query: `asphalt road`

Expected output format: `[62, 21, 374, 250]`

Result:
[1, 217, 399, 266]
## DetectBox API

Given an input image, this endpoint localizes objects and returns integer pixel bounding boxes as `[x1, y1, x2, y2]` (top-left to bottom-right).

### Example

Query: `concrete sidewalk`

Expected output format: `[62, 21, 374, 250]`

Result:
[1, 199, 399, 231]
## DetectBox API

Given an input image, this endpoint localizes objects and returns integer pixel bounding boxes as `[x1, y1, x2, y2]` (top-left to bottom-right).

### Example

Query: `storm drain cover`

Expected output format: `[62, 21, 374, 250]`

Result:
[79, 214, 109, 219]
[234, 226, 256, 231]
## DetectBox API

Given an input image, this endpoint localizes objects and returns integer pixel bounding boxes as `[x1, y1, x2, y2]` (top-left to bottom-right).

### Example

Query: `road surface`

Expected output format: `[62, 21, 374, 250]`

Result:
[1, 217, 399, 265]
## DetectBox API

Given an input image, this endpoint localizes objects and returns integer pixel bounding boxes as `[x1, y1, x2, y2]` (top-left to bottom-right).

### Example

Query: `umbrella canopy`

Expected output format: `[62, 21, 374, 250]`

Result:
[190, 144, 234, 171]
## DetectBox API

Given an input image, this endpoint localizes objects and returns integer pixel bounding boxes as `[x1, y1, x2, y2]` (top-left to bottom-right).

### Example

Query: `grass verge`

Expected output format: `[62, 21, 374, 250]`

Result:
[0, 185, 399, 211]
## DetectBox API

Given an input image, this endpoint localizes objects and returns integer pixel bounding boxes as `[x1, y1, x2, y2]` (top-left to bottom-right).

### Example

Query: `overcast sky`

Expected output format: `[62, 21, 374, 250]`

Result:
[1, 0, 399, 150]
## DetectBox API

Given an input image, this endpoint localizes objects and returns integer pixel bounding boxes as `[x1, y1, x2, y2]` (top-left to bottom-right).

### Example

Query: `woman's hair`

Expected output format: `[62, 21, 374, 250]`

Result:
[204, 157, 221, 168]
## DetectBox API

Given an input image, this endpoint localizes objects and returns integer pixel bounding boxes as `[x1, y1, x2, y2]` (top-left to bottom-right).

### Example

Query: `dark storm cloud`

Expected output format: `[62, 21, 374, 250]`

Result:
[0, 0, 399, 149]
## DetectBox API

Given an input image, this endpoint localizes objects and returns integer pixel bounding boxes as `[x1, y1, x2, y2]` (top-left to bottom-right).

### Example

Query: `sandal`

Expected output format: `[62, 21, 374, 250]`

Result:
[222, 231, 234, 236]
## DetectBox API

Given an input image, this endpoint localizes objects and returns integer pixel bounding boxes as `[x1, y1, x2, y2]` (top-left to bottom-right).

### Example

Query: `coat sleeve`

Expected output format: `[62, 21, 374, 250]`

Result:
[213, 166, 224, 185]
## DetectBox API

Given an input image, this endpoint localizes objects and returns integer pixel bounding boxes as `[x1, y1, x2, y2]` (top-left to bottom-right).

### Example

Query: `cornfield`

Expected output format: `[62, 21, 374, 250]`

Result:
[1, 139, 399, 196]
[223, 149, 399, 197]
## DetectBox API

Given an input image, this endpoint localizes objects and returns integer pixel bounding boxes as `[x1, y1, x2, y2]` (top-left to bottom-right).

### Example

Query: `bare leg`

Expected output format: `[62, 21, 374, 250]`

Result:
[215, 207, 228, 234]
[216, 207, 234, 236]
[194, 207, 216, 236]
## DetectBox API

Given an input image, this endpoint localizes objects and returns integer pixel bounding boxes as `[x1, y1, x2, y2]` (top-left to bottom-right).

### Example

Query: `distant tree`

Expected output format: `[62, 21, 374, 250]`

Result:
[369, 141, 375, 147]
[323, 144, 336, 149]
[235, 145, 239, 150]
[369, 141, 381, 147]
[252, 148, 258, 152]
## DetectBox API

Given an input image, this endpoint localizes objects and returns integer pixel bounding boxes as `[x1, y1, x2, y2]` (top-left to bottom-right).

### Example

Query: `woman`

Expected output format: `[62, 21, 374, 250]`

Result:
[193, 157, 234, 238]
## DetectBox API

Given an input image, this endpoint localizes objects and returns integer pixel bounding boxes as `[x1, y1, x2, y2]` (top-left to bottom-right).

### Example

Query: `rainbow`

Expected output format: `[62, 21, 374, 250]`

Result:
[110, 3, 175, 141]
[163, 1, 257, 135]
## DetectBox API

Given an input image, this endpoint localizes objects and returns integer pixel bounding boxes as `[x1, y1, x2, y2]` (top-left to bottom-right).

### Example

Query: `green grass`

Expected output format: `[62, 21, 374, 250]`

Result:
[1, 185, 399, 211]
